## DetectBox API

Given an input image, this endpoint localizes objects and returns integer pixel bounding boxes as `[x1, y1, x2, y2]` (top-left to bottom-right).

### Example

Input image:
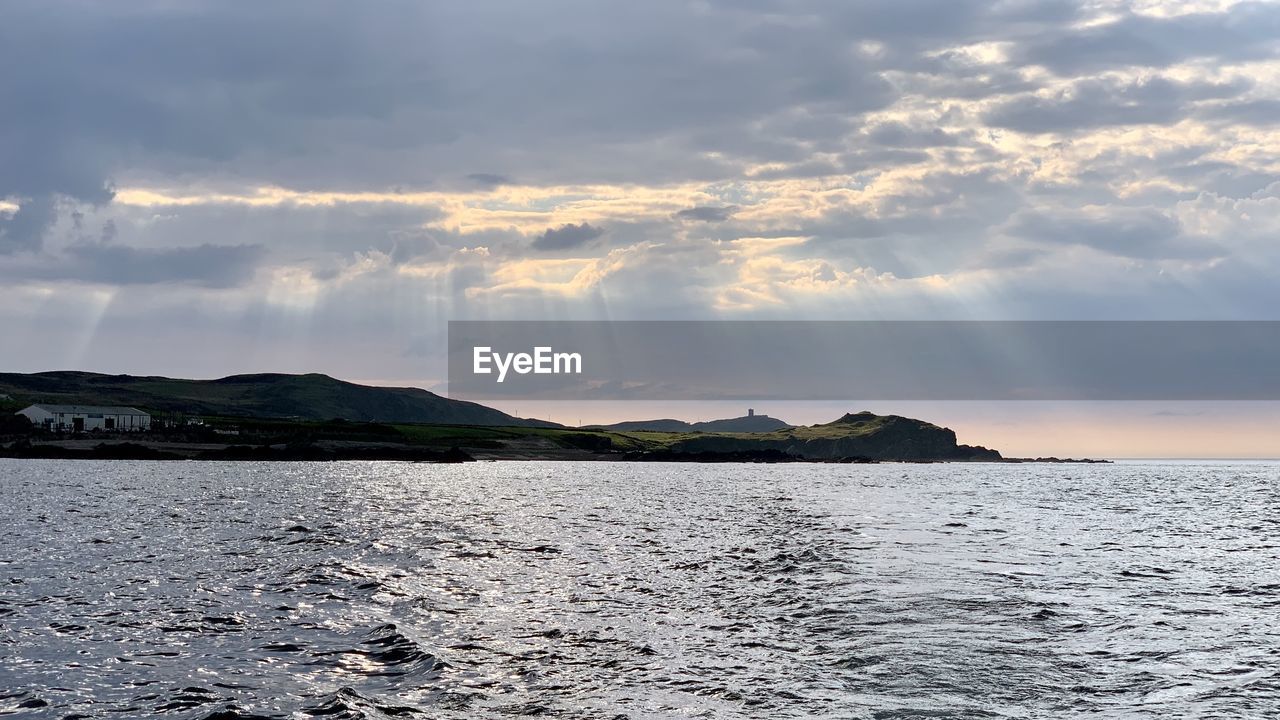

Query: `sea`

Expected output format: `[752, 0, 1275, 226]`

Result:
[1, 459, 1277, 719]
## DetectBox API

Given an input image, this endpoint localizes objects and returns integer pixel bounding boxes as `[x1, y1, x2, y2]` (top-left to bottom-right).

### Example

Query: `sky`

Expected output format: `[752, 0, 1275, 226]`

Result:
[2, 1, 1279, 457]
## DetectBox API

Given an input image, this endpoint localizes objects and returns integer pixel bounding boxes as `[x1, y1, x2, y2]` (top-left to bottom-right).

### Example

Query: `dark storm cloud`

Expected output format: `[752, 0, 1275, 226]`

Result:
[1013, 3, 1280, 75]
[985, 76, 1251, 134]
[675, 206, 737, 223]
[532, 223, 605, 251]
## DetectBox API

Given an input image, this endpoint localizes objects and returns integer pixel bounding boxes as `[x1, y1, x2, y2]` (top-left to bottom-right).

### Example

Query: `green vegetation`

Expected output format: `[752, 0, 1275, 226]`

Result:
[0, 371, 554, 427]
[620, 412, 1001, 461]
[721, 412, 908, 441]
[188, 415, 661, 454]
[392, 423, 653, 452]
[591, 414, 791, 433]
[1, 372, 1003, 461]
[577, 413, 911, 448]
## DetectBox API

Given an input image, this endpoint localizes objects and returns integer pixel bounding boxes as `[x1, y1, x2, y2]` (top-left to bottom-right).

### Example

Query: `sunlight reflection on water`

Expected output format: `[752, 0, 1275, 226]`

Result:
[1, 459, 1278, 719]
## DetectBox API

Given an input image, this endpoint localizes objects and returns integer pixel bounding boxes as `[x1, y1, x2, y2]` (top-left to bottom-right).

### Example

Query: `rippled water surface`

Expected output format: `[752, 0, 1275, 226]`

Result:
[2, 459, 1279, 719]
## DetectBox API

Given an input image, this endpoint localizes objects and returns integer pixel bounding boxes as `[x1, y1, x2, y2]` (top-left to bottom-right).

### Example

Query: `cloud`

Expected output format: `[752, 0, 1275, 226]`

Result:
[863, 122, 962, 148]
[465, 173, 510, 189]
[1013, 4, 1280, 75]
[1163, 161, 1280, 199]
[4, 0, 1280, 382]
[11, 243, 267, 287]
[675, 206, 737, 222]
[984, 76, 1251, 133]
[0, 195, 59, 254]
[1005, 208, 1222, 260]
[531, 223, 606, 251]
[1198, 99, 1280, 127]
[0, 0, 897, 197]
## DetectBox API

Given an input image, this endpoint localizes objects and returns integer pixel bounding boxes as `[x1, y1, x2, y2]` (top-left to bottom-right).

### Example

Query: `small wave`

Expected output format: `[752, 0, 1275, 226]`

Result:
[199, 707, 284, 720]
[152, 685, 220, 713]
[302, 687, 422, 719]
[311, 624, 450, 679]
[0, 691, 48, 713]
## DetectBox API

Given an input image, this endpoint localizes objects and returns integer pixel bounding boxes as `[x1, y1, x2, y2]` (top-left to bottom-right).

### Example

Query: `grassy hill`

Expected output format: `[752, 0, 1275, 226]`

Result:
[0, 371, 557, 427]
[0, 373, 1005, 461]
[565, 411, 1000, 461]
[592, 413, 792, 433]
[638, 411, 1001, 461]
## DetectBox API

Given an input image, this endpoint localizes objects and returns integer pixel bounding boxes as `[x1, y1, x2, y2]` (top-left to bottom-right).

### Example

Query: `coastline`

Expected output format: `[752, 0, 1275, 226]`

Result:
[0, 437, 1109, 464]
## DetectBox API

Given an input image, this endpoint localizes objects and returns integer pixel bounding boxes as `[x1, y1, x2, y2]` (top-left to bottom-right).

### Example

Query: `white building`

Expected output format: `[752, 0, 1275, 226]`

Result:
[16, 404, 151, 432]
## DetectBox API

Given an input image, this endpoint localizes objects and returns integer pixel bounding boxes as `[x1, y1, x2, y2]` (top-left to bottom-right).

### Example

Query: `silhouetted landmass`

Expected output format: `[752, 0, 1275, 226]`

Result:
[591, 413, 792, 433]
[649, 411, 1002, 461]
[0, 371, 556, 427]
[1, 410, 1012, 462]
[591, 418, 696, 432]
[0, 370, 1080, 462]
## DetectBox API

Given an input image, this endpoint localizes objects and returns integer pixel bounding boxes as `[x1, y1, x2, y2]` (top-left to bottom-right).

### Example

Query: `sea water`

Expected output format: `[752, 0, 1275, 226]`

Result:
[1, 459, 1277, 718]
